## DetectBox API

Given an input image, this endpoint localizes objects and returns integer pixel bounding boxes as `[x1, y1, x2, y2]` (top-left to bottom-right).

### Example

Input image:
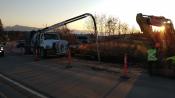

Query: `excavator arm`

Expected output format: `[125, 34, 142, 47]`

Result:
[136, 13, 175, 57]
[136, 13, 175, 77]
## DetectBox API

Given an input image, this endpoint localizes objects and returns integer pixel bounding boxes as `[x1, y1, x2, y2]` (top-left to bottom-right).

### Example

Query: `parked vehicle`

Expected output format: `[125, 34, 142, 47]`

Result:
[31, 32, 68, 58]
[0, 43, 4, 56]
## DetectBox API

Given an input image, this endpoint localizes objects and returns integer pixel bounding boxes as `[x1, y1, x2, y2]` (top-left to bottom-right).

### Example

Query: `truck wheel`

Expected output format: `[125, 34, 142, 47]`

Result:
[40, 48, 47, 58]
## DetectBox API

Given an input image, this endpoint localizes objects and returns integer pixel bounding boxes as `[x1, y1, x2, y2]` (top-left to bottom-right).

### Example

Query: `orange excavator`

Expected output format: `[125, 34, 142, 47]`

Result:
[136, 13, 175, 76]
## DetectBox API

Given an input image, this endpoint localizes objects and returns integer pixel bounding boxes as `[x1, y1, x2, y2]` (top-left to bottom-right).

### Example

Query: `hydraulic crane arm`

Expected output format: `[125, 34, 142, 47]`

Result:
[40, 13, 97, 34]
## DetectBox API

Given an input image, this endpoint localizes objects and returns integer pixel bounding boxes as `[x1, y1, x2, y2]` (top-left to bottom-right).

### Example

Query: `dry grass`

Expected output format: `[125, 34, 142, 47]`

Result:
[73, 39, 148, 63]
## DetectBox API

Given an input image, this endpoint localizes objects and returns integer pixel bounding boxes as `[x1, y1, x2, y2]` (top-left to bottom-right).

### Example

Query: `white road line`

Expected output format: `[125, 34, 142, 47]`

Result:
[0, 92, 7, 98]
[0, 73, 49, 98]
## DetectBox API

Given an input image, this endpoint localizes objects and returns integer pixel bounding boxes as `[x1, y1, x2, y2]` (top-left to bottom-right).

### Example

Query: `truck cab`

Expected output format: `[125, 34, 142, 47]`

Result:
[31, 32, 68, 58]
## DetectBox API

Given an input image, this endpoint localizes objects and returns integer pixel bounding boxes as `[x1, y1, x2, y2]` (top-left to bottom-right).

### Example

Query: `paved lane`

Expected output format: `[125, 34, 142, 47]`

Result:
[0, 55, 139, 98]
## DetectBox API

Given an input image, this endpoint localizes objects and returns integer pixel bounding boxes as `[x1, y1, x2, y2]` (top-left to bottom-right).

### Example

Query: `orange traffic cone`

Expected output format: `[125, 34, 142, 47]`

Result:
[34, 49, 40, 61]
[68, 49, 72, 65]
[120, 53, 130, 80]
[66, 48, 72, 68]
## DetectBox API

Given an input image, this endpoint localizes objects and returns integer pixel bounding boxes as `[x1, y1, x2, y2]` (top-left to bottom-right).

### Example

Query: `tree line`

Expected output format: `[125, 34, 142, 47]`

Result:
[86, 14, 139, 36]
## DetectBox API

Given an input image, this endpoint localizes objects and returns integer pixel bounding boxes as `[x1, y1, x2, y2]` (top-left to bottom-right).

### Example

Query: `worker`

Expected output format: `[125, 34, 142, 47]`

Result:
[147, 43, 158, 76]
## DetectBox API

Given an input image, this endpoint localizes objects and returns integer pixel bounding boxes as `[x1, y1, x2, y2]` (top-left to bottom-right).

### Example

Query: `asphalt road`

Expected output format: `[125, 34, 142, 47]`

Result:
[0, 54, 140, 98]
[0, 54, 175, 98]
[0, 80, 29, 98]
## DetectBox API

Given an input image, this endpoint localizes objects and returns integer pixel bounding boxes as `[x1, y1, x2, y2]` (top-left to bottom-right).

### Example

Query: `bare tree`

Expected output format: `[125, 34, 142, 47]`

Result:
[86, 14, 107, 36]
[117, 20, 121, 35]
[0, 19, 3, 32]
[98, 15, 106, 36]
[86, 14, 131, 36]
[0, 19, 5, 42]
[105, 17, 118, 36]
[120, 22, 129, 34]
[86, 16, 95, 32]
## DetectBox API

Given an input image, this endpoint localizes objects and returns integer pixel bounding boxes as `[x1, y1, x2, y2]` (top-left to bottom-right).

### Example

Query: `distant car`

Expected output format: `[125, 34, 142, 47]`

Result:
[0, 44, 4, 56]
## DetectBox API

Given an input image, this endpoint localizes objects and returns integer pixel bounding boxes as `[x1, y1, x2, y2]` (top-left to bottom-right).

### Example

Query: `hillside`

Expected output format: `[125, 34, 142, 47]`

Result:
[4, 25, 40, 31]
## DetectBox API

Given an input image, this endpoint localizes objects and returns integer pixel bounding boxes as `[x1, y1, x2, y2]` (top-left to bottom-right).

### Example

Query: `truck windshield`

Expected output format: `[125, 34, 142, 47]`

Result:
[44, 34, 58, 40]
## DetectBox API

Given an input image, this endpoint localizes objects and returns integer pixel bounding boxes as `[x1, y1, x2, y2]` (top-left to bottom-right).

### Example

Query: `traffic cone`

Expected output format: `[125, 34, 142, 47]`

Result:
[34, 49, 40, 61]
[120, 53, 130, 80]
[66, 48, 72, 68]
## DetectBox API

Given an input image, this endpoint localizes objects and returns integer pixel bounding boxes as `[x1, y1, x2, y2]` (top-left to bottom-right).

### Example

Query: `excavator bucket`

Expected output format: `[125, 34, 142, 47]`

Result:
[136, 13, 152, 35]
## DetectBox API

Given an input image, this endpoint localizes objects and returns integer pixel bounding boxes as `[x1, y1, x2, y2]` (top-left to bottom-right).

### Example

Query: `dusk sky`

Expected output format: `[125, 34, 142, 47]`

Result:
[1, 0, 175, 30]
